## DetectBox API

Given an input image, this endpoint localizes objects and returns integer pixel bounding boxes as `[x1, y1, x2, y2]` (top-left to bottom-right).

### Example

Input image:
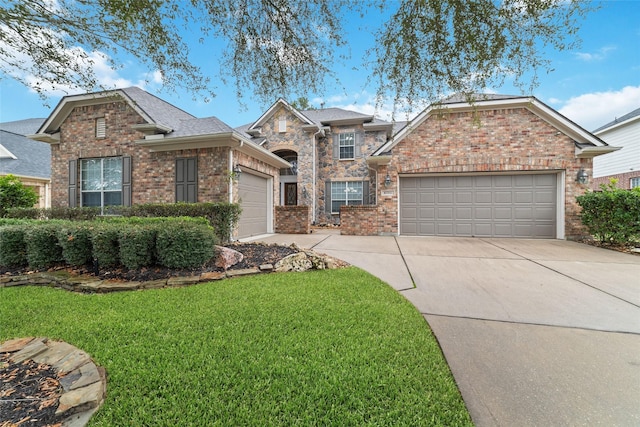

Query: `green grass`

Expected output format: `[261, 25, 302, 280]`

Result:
[0, 268, 472, 426]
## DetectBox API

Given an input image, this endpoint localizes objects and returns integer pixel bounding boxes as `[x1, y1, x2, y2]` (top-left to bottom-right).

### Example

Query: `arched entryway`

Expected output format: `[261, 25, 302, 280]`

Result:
[273, 149, 298, 205]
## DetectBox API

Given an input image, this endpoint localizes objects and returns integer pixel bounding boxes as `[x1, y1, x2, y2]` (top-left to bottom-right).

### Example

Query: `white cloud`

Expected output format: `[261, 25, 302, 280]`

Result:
[573, 46, 616, 62]
[558, 86, 640, 130]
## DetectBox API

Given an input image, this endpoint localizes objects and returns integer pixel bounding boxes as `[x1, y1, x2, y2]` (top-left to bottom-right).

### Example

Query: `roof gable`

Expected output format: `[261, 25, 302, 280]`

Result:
[593, 106, 640, 134]
[373, 95, 612, 157]
[249, 99, 314, 133]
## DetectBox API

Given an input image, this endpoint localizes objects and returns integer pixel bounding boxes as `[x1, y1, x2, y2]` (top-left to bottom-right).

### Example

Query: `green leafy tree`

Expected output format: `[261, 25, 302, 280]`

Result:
[0, 0, 595, 111]
[290, 97, 315, 111]
[0, 174, 39, 217]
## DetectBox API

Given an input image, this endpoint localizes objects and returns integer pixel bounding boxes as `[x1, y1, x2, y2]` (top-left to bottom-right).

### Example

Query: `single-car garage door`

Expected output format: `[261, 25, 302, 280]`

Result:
[237, 172, 269, 238]
[400, 174, 557, 238]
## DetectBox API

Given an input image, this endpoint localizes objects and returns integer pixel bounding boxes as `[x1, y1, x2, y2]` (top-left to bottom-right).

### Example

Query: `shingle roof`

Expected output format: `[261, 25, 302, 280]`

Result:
[169, 116, 235, 138]
[0, 129, 51, 179]
[441, 93, 524, 104]
[592, 107, 640, 133]
[302, 108, 373, 124]
[0, 118, 46, 135]
[120, 86, 195, 132]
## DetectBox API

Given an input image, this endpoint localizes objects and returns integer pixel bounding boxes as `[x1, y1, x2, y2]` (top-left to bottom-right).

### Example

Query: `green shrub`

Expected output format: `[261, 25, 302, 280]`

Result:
[118, 225, 158, 269]
[25, 223, 64, 269]
[0, 218, 33, 227]
[0, 226, 27, 267]
[91, 223, 121, 268]
[577, 181, 640, 245]
[6, 206, 100, 220]
[0, 174, 38, 217]
[57, 223, 93, 267]
[119, 202, 241, 242]
[156, 222, 217, 269]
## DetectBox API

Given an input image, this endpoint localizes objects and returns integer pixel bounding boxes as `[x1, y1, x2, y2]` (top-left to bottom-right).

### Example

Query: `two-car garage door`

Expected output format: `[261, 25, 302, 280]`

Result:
[400, 174, 557, 238]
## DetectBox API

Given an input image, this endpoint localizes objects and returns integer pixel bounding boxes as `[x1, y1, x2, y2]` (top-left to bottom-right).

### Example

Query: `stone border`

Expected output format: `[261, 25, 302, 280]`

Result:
[0, 250, 346, 293]
[0, 337, 106, 427]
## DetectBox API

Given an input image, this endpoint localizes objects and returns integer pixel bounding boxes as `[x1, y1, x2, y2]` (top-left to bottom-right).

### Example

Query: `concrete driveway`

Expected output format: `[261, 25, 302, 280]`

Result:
[248, 231, 640, 426]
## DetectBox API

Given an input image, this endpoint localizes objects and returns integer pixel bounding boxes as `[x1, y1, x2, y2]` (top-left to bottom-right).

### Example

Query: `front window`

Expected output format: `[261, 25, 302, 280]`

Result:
[331, 181, 363, 213]
[631, 177, 640, 189]
[339, 133, 355, 159]
[81, 157, 122, 212]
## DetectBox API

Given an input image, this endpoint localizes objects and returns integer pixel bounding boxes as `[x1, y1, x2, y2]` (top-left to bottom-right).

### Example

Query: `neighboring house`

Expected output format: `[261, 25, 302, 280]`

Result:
[29, 87, 289, 239]
[236, 98, 400, 224]
[367, 95, 618, 239]
[0, 118, 51, 208]
[592, 107, 640, 190]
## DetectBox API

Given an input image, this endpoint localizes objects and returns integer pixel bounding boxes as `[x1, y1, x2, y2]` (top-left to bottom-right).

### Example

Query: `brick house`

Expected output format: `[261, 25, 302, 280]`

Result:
[363, 95, 618, 239]
[592, 107, 639, 190]
[236, 98, 399, 225]
[29, 87, 290, 239]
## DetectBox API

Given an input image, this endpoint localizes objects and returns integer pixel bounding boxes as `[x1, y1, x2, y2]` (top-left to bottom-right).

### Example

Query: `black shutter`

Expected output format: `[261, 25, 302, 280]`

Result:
[325, 181, 332, 214]
[362, 180, 369, 205]
[122, 156, 132, 206]
[176, 157, 198, 203]
[68, 159, 77, 207]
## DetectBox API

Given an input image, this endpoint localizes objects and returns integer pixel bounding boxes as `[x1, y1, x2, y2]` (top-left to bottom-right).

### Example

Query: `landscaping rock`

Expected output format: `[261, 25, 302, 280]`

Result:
[275, 252, 313, 272]
[215, 245, 244, 270]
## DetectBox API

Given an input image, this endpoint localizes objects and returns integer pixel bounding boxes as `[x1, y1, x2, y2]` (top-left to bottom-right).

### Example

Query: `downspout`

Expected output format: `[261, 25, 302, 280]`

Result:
[311, 127, 323, 224]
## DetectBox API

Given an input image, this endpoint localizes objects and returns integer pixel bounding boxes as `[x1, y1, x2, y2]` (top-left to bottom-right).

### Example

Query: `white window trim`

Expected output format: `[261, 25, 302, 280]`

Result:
[339, 132, 355, 160]
[330, 181, 363, 214]
[631, 177, 640, 189]
[80, 157, 123, 213]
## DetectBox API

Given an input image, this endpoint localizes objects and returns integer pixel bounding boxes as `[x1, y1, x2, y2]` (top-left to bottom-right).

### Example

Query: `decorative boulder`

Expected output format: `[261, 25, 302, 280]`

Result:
[274, 252, 313, 272]
[214, 246, 244, 270]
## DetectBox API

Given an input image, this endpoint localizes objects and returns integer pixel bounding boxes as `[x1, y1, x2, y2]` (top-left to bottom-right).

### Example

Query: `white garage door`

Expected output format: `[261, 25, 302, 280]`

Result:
[400, 174, 557, 238]
[237, 172, 269, 238]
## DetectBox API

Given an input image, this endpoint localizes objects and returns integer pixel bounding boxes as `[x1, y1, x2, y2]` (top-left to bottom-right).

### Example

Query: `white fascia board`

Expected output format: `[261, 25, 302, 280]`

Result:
[36, 90, 156, 136]
[0, 144, 17, 159]
[575, 145, 622, 158]
[135, 132, 239, 152]
[132, 123, 172, 135]
[27, 132, 60, 144]
[594, 115, 640, 136]
[321, 116, 375, 126]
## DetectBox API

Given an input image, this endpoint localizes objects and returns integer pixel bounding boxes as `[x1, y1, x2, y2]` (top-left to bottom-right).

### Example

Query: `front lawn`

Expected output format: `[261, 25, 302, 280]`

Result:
[0, 268, 471, 426]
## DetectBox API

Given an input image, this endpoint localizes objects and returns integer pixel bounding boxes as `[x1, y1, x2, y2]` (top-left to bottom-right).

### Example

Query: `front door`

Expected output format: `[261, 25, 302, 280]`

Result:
[284, 183, 297, 205]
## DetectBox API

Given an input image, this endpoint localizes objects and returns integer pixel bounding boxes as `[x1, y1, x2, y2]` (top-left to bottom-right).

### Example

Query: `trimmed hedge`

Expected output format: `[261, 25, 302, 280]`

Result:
[58, 223, 93, 267]
[156, 223, 217, 269]
[7, 203, 241, 242]
[25, 223, 64, 269]
[91, 223, 121, 268]
[577, 182, 640, 244]
[118, 225, 159, 270]
[0, 226, 27, 267]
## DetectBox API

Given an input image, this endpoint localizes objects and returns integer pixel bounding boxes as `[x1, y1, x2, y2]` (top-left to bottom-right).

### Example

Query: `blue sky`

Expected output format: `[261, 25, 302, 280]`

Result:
[0, 0, 638, 132]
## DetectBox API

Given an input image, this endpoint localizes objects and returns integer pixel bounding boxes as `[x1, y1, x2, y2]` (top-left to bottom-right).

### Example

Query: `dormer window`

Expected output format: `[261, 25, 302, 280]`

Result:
[95, 117, 106, 138]
[278, 116, 287, 133]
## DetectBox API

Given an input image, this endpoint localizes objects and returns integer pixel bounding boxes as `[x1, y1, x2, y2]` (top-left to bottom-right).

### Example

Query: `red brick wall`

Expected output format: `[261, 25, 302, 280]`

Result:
[340, 205, 378, 236]
[375, 107, 592, 238]
[50, 102, 280, 208]
[592, 171, 640, 190]
[275, 206, 310, 234]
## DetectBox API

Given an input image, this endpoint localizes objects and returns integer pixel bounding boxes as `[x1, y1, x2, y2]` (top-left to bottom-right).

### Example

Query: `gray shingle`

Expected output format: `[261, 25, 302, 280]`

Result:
[0, 130, 51, 179]
[593, 107, 640, 133]
[0, 118, 46, 135]
[120, 87, 195, 132]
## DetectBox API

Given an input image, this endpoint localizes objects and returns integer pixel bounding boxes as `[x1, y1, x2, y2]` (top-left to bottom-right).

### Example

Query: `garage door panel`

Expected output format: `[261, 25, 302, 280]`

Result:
[419, 192, 435, 203]
[400, 174, 557, 238]
[494, 191, 512, 203]
[237, 172, 269, 238]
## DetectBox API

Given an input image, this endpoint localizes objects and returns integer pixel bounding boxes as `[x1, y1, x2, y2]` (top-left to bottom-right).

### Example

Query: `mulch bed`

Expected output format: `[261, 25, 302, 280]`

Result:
[0, 354, 62, 427]
[0, 243, 300, 282]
